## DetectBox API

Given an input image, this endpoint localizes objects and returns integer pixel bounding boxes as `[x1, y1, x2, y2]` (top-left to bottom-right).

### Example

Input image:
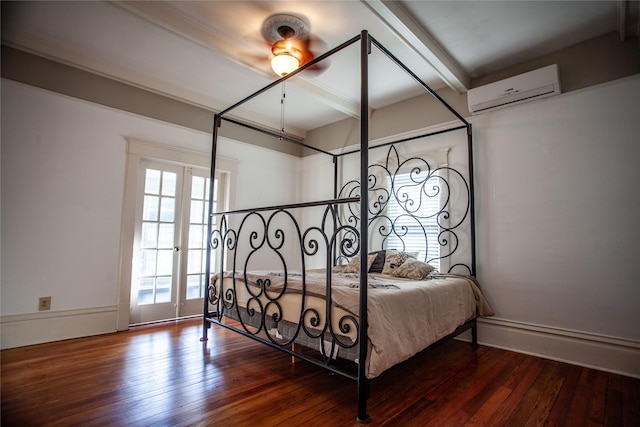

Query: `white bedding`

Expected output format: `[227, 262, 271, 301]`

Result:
[211, 270, 494, 378]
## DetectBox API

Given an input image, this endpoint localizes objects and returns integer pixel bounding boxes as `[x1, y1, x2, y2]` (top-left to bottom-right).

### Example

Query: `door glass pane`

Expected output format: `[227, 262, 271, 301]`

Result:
[141, 223, 158, 248]
[159, 197, 175, 222]
[189, 225, 203, 248]
[140, 250, 156, 276]
[192, 176, 205, 199]
[158, 223, 174, 248]
[156, 249, 173, 276]
[190, 200, 204, 223]
[186, 275, 201, 299]
[137, 277, 155, 305]
[145, 169, 161, 194]
[161, 172, 177, 196]
[187, 249, 202, 274]
[142, 196, 159, 221]
[155, 277, 172, 303]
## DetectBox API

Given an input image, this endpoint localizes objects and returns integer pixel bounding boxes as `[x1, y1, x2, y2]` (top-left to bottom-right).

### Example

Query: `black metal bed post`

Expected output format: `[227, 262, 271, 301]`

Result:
[201, 114, 221, 342]
[332, 155, 339, 266]
[467, 124, 476, 277]
[333, 156, 338, 199]
[466, 123, 478, 345]
[357, 30, 371, 425]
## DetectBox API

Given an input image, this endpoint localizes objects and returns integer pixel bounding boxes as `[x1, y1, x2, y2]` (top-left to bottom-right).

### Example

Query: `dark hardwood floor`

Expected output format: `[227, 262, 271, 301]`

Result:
[2, 318, 638, 426]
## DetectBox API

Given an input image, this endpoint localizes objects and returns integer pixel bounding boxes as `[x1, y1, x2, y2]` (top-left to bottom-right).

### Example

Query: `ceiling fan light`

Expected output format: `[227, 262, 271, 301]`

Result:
[271, 53, 300, 77]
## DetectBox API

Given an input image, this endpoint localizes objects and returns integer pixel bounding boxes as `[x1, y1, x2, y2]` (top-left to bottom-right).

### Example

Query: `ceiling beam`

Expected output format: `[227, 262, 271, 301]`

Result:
[362, 0, 470, 93]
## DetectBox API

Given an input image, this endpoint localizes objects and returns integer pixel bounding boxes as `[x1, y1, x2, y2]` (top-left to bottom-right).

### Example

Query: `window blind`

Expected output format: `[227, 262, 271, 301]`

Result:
[386, 172, 441, 271]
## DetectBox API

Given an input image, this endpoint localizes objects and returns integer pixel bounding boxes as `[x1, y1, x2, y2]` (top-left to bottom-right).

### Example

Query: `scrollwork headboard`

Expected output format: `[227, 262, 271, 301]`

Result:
[337, 144, 472, 274]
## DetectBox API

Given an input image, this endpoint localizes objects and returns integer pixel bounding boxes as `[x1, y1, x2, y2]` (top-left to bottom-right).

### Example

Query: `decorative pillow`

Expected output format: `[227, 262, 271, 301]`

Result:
[339, 254, 377, 274]
[332, 264, 347, 273]
[391, 259, 435, 280]
[367, 250, 386, 273]
[394, 251, 416, 266]
[381, 249, 400, 274]
[366, 253, 378, 271]
[381, 250, 419, 274]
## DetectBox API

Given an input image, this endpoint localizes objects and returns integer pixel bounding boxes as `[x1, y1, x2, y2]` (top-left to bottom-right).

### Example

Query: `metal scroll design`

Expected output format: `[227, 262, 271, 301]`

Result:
[207, 203, 361, 366]
[338, 144, 471, 273]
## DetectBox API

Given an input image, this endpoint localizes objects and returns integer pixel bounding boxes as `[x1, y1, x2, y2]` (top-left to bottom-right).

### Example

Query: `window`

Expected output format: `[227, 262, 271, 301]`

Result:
[386, 171, 442, 271]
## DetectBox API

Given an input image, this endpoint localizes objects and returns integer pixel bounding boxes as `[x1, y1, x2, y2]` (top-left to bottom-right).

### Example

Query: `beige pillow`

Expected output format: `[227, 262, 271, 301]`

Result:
[381, 249, 400, 274]
[380, 250, 417, 274]
[394, 251, 416, 266]
[391, 259, 435, 280]
[332, 264, 347, 273]
[340, 254, 377, 274]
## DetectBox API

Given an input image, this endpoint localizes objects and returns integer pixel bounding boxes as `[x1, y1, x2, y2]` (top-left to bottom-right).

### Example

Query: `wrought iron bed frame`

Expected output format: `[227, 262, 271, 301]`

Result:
[202, 30, 474, 423]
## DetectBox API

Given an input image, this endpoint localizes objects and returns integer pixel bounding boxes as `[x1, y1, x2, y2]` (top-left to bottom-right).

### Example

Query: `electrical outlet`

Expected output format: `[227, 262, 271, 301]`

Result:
[39, 296, 51, 311]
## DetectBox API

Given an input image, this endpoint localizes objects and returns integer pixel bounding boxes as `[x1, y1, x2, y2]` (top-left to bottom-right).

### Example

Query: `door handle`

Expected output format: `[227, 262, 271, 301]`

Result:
[174, 246, 180, 252]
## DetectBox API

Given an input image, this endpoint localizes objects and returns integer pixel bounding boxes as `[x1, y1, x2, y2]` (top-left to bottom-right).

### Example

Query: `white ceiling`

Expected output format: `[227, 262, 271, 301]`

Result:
[1, 1, 631, 137]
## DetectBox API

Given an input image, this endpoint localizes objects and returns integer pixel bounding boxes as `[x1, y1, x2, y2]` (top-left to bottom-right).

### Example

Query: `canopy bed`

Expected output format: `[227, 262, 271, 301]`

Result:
[202, 30, 493, 423]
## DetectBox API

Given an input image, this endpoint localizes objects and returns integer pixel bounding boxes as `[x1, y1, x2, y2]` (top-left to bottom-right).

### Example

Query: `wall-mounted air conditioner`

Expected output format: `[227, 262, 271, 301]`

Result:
[467, 64, 561, 114]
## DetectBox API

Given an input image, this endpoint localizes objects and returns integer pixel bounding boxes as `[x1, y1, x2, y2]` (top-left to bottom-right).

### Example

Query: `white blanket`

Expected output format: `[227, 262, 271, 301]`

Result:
[214, 271, 494, 378]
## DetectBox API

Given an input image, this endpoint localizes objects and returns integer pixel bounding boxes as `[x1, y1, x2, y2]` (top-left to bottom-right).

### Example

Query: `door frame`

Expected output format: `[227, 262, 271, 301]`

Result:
[117, 137, 236, 330]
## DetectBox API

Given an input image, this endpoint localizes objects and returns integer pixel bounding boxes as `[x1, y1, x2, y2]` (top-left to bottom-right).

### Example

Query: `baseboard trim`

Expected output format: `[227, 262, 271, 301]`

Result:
[474, 317, 640, 379]
[1, 306, 118, 349]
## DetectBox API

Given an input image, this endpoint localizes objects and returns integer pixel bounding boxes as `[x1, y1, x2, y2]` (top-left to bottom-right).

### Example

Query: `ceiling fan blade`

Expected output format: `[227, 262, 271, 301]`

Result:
[299, 36, 330, 75]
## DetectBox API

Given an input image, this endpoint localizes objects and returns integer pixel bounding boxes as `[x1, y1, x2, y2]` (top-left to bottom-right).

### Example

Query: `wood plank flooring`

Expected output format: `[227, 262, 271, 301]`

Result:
[2, 318, 638, 426]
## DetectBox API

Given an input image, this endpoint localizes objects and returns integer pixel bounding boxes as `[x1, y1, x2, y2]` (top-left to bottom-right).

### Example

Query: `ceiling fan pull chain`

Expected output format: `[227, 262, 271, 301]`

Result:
[279, 82, 286, 141]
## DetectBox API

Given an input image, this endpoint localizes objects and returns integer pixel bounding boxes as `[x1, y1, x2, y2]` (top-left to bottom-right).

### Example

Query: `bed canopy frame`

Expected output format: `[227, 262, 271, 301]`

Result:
[202, 30, 474, 423]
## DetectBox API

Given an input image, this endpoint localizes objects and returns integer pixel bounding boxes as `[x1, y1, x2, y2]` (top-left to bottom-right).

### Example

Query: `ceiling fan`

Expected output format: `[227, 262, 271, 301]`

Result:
[261, 14, 327, 77]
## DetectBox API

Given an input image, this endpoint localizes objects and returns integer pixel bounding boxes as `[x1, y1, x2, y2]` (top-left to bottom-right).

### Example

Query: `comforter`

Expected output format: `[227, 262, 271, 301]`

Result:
[212, 270, 494, 378]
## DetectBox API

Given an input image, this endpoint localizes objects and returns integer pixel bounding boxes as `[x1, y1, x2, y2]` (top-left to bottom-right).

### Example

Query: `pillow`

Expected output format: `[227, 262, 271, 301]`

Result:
[391, 259, 435, 280]
[382, 250, 419, 274]
[381, 249, 400, 274]
[367, 250, 386, 273]
[394, 251, 416, 266]
[339, 254, 378, 274]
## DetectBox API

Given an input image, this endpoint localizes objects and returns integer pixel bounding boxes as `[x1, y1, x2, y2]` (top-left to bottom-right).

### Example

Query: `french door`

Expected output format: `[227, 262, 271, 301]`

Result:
[130, 160, 219, 324]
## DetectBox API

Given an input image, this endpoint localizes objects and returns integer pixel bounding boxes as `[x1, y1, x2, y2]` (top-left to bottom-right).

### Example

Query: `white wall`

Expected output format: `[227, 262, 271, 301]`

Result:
[472, 75, 640, 376]
[3, 80, 131, 316]
[1, 79, 300, 347]
[473, 76, 640, 339]
[218, 137, 303, 271]
[221, 138, 301, 211]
